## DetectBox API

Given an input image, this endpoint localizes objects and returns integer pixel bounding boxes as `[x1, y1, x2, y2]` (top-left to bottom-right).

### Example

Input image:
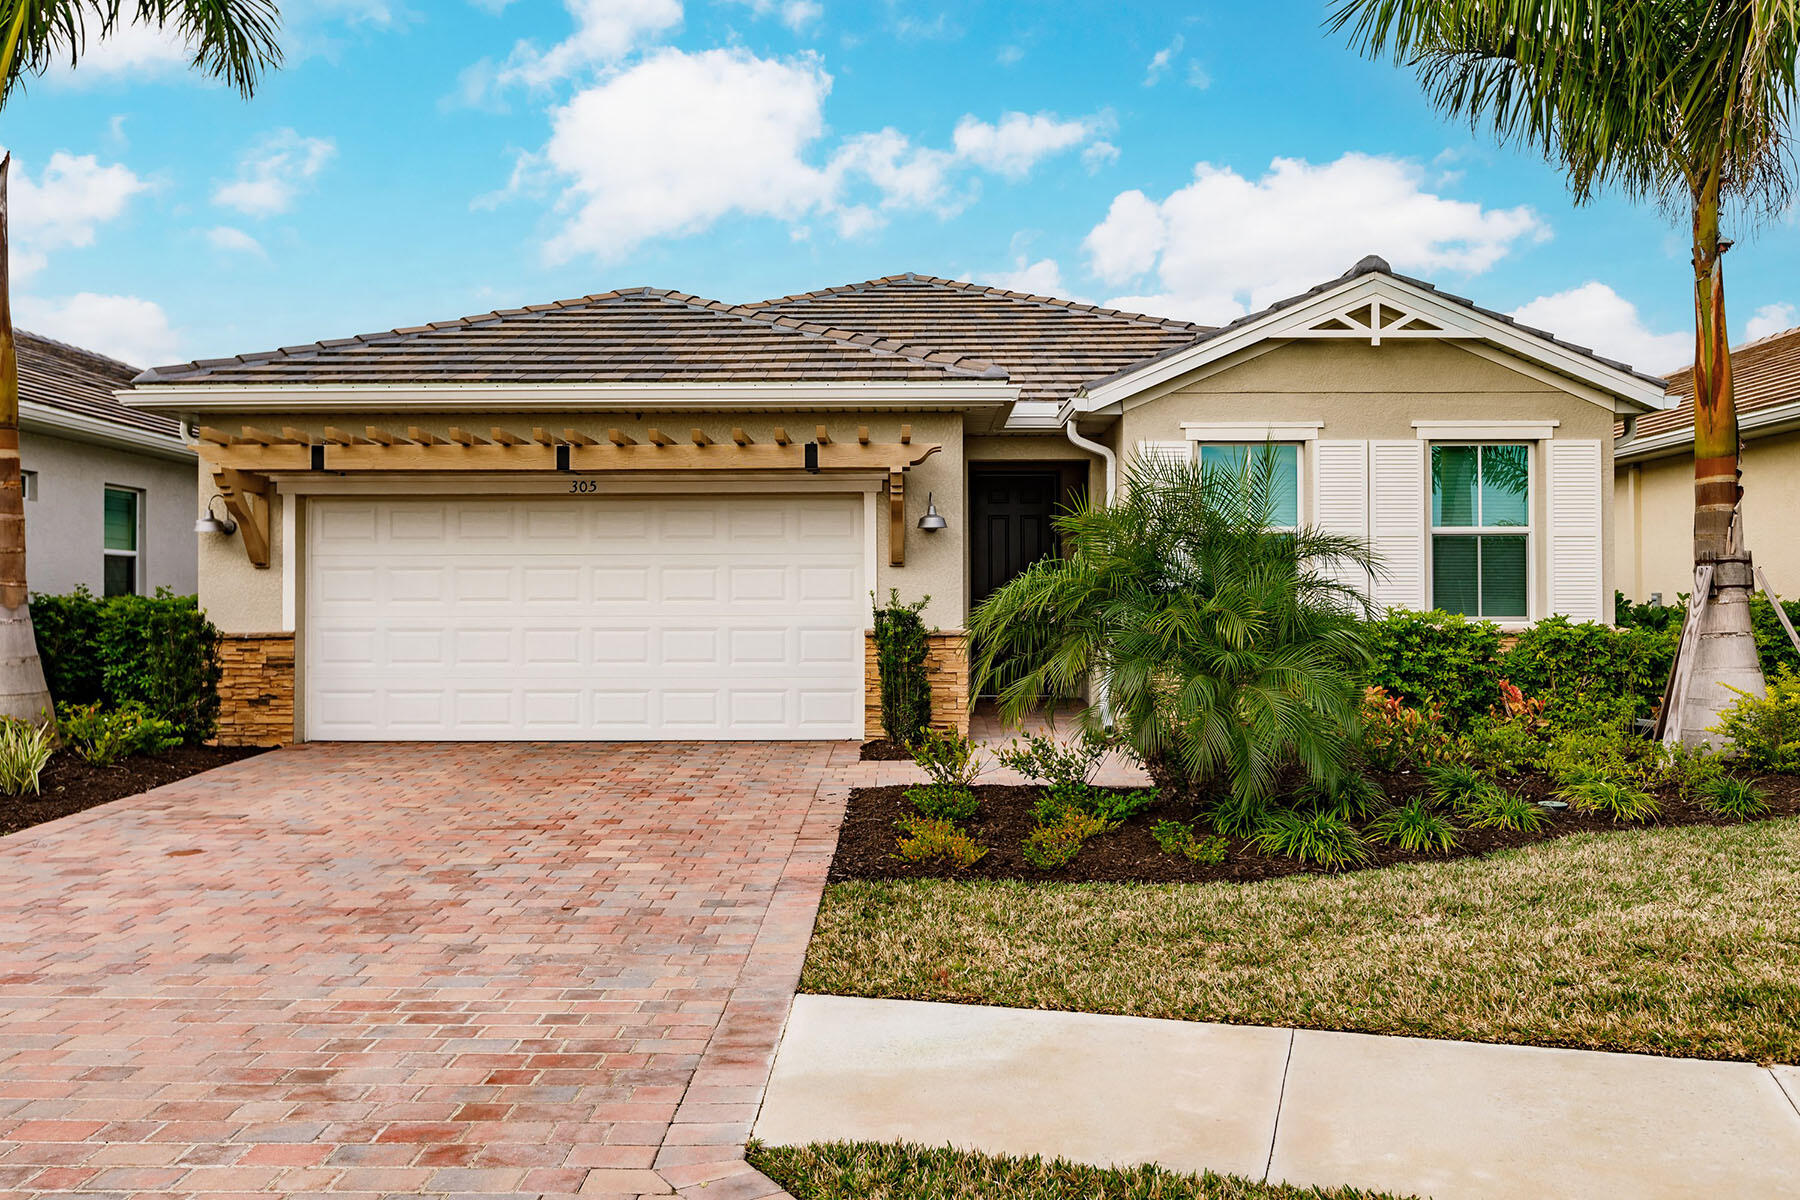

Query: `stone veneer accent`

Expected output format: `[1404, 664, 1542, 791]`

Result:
[864, 629, 971, 740]
[216, 633, 295, 747]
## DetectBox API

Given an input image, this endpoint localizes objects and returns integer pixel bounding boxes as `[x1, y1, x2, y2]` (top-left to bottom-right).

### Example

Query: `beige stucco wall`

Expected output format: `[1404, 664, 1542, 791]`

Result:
[196, 410, 972, 637]
[1616, 428, 1800, 602]
[1118, 339, 1620, 621]
[22, 429, 198, 598]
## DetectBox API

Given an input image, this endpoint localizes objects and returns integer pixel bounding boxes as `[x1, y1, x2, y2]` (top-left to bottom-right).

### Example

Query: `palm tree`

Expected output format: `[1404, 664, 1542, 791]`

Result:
[0, 2, 281, 725]
[1330, 0, 1800, 745]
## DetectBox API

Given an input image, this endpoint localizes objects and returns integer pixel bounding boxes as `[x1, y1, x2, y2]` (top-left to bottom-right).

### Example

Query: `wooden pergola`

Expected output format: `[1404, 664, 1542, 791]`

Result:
[196, 423, 941, 570]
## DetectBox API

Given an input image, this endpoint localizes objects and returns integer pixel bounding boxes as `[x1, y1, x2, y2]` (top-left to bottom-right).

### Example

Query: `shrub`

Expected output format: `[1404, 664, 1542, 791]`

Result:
[1459, 787, 1551, 832]
[1750, 594, 1800, 676]
[1701, 776, 1770, 819]
[970, 451, 1375, 817]
[30, 587, 105, 706]
[1359, 687, 1455, 772]
[0, 718, 54, 795]
[1021, 807, 1112, 869]
[1363, 609, 1503, 728]
[1307, 771, 1388, 821]
[1542, 724, 1656, 788]
[57, 703, 181, 767]
[1650, 741, 1726, 802]
[1423, 761, 1499, 810]
[994, 728, 1109, 790]
[1149, 819, 1229, 863]
[85, 591, 221, 743]
[1058, 784, 1157, 824]
[1459, 714, 1548, 775]
[871, 590, 931, 746]
[1251, 808, 1369, 869]
[909, 727, 982, 787]
[1711, 665, 1800, 772]
[1499, 615, 1676, 723]
[905, 783, 979, 823]
[894, 816, 987, 869]
[1366, 797, 1459, 853]
[1559, 778, 1661, 823]
[1615, 591, 1685, 633]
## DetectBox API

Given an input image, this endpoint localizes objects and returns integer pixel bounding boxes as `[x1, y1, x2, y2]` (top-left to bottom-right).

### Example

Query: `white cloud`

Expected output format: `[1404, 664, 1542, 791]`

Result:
[1083, 153, 1547, 324]
[831, 128, 958, 214]
[495, 0, 682, 90]
[985, 256, 1076, 298]
[49, 19, 191, 83]
[996, 44, 1024, 65]
[1081, 140, 1119, 173]
[1744, 302, 1797, 342]
[206, 225, 266, 257]
[952, 111, 1094, 180]
[16, 293, 179, 366]
[6, 152, 149, 279]
[1144, 35, 1182, 86]
[724, 0, 822, 30]
[1509, 283, 1690, 373]
[213, 130, 336, 216]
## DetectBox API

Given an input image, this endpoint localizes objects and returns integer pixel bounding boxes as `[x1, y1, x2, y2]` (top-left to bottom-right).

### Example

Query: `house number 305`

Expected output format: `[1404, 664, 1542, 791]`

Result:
[568, 479, 600, 493]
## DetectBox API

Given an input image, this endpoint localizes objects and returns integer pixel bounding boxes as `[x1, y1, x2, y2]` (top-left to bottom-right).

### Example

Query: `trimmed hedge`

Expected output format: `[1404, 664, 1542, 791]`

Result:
[1363, 610, 1502, 728]
[871, 589, 931, 745]
[1616, 590, 1800, 676]
[32, 587, 222, 744]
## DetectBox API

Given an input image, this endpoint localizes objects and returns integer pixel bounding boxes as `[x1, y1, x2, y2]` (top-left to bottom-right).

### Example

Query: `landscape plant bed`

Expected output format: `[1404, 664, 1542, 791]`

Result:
[858, 738, 914, 761]
[1, 745, 267, 836]
[829, 773, 1800, 884]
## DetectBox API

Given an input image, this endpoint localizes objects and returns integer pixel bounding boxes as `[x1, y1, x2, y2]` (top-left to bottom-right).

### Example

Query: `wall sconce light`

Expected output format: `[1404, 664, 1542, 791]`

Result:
[194, 494, 238, 536]
[917, 491, 948, 532]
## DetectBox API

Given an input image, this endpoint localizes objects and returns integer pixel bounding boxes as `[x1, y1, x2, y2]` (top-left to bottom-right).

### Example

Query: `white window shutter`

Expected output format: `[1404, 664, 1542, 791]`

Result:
[1548, 439, 1604, 622]
[1369, 440, 1427, 611]
[1313, 441, 1370, 597]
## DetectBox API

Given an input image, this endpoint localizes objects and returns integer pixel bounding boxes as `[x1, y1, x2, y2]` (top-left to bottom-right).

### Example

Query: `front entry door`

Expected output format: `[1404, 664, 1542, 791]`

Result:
[971, 471, 1061, 604]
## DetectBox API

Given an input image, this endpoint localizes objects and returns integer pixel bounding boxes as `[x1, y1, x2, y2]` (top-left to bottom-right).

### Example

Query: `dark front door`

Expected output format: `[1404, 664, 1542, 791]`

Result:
[971, 471, 1061, 604]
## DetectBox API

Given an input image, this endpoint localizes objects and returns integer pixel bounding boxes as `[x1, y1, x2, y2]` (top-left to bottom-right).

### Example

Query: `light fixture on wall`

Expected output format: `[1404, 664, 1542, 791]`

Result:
[917, 492, 948, 532]
[194, 495, 238, 536]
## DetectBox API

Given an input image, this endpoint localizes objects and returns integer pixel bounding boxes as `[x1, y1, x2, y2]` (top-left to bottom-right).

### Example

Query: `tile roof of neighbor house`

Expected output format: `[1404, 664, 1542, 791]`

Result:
[19, 330, 179, 438]
[751, 273, 1210, 403]
[1631, 324, 1800, 441]
[131, 287, 1010, 387]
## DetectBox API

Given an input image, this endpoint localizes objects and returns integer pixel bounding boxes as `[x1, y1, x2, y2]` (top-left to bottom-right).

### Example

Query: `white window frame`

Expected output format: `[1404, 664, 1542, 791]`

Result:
[103, 484, 144, 597]
[1191, 440, 1306, 533]
[1426, 441, 1534, 623]
[20, 470, 35, 502]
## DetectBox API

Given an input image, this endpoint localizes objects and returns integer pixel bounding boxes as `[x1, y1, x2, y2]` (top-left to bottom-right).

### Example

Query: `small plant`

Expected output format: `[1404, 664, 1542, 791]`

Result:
[1542, 725, 1657, 788]
[1251, 808, 1369, 870]
[57, 703, 181, 767]
[995, 728, 1110, 790]
[1069, 785, 1158, 824]
[1308, 772, 1387, 821]
[0, 717, 54, 796]
[1365, 797, 1459, 854]
[904, 783, 979, 823]
[1021, 807, 1112, 869]
[894, 816, 988, 869]
[1649, 741, 1726, 802]
[909, 727, 982, 788]
[872, 589, 932, 747]
[1359, 687, 1454, 771]
[1711, 665, 1800, 772]
[1700, 775, 1770, 819]
[1458, 714, 1548, 776]
[1458, 787, 1551, 833]
[1423, 762, 1499, 810]
[1149, 819, 1229, 863]
[1559, 778, 1661, 824]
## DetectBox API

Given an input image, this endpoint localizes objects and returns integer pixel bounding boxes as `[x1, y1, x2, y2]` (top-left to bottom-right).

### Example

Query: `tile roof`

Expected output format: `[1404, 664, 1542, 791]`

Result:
[132, 287, 1008, 387]
[1630, 324, 1800, 441]
[19, 331, 177, 438]
[752, 273, 1208, 404]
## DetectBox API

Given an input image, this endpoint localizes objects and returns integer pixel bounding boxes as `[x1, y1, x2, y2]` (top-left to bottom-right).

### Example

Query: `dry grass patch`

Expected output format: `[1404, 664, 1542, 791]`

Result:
[748, 1140, 1410, 1200]
[802, 818, 1800, 1063]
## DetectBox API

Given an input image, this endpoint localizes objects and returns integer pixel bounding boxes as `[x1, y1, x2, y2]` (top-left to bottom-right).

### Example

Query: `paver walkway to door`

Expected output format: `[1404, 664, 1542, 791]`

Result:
[0, 743, 845, 1200]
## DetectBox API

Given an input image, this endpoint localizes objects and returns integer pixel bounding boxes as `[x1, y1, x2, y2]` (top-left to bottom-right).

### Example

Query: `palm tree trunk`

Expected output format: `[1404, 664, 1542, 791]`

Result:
[1673, 178, 1763, 746]
[0, 154, 53, 727]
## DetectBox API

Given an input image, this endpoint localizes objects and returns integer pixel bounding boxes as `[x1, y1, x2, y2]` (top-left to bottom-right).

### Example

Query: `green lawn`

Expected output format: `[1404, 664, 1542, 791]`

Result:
[749, 1141, 1410, 1200]
[802, 817, 1800, 1063]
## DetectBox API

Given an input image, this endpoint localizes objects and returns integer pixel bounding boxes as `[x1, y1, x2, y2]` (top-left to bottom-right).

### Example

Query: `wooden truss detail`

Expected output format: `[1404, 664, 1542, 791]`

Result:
[1290, 297, 1466, 345]
[888, 470, 906, 567]
[212, 466, 271, 568]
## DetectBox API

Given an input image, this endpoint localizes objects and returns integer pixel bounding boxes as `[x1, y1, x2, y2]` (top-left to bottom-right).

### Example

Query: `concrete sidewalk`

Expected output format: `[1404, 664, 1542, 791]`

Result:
[753, 995, 1800, 1200]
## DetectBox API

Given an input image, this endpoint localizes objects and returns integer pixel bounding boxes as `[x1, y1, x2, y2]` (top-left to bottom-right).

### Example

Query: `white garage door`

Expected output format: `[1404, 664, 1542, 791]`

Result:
[304, 494, 867, 740]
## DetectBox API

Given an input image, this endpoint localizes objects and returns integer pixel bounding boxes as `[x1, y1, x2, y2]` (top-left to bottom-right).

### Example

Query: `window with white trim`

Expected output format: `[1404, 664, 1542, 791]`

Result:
[1430, 444, 1529, 620]
[20, 470, 35, 501]
[103, 486, 141, 597]
[1197, 442, 1301, 529]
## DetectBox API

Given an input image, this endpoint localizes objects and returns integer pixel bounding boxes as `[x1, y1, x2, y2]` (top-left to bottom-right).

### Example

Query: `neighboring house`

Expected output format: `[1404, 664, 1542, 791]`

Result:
[1615, 325, 1800, 604]
[120, 257, 1668, 746]
[19, 331, 197, 599]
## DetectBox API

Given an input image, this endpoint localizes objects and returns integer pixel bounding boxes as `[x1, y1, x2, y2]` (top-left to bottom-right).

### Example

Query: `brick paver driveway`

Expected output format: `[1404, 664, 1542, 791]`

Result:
[0, 742, 851, 1199]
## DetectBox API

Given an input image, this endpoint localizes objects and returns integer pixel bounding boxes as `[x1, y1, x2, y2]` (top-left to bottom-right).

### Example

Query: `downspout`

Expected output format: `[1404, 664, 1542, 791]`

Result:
[1063, 416, 1116, 724]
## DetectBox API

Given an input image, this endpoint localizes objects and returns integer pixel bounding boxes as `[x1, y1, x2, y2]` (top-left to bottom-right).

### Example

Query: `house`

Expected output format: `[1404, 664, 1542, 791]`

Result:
[120, 257, 1668, 746]
[1615, 325, 1800, 603]
[20, 331, 197, 598]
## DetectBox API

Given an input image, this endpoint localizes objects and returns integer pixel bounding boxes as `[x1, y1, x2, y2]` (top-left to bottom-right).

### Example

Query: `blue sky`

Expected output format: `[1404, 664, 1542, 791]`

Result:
[8, 0, 1796, 376]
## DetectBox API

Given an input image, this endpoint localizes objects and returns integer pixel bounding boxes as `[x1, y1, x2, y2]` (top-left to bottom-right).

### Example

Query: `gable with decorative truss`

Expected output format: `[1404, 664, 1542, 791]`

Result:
[1289, 296, 1469, 344]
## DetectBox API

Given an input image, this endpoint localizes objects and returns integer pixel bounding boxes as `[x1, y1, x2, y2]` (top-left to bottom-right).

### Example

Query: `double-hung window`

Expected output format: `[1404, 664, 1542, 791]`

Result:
[103, 486, 141, 597]
[1196, 443, 1301, 530]
[1430, 444, 1529, 620]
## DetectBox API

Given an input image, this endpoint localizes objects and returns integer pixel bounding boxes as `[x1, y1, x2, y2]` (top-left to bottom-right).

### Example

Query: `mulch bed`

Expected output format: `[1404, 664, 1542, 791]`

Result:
[830, 771, 1800, 884]
[859, 739, 914, 761]
[1, 745, 268, 836]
